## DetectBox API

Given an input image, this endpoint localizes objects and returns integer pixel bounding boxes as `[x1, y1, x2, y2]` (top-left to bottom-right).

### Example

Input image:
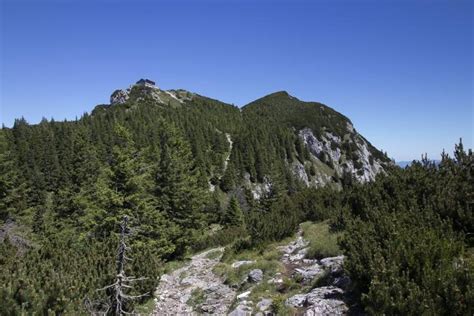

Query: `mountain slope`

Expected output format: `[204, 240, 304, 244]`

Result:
[92, 80, 391, 196]
[0, 79, 391, 314]
[238, 91, 391, 188]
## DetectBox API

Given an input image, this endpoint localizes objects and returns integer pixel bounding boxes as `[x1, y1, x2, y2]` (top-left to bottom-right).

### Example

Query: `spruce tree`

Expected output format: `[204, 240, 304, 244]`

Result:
[152, 121, 207, 257]
[78, 124, 176, 257]
[222, 197, 245, 228]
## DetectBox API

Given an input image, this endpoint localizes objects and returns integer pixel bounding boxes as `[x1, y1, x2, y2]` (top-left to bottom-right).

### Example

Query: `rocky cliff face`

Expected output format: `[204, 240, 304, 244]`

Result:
[298, 126, 385, 185]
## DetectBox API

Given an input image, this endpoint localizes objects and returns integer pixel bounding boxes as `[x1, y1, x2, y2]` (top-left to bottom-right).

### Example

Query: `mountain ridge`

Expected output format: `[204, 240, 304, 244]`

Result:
[21, 79, 393, 194]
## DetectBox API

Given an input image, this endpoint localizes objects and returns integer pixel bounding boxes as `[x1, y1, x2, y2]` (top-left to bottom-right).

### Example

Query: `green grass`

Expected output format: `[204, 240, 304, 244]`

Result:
[188, 288, 206, 310]
[163, 258, 190, 274]
[301, 221, 342, 259]
[205, 249, 223, 260]
[134, 297, 156, 315]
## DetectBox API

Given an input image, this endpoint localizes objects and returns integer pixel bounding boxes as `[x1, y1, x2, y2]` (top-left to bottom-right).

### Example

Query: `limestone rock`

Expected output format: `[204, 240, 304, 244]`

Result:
[320, 256, 344, 274]
[257, 298, 272, 311]
[298, 127, 386, 184]
[304, 299, 348, 316]
[231, 260, 255, 268]
[305, 286, 344, 304]
[248, 269, 263, 283]
[294, 263, 325, 283]
[110, 89, 130, 105]
[285, 293, 307, 307]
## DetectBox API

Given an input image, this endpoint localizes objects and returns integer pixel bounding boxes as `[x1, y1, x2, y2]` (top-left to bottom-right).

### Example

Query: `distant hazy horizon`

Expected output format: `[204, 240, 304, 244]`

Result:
[1, 0, 472, 161]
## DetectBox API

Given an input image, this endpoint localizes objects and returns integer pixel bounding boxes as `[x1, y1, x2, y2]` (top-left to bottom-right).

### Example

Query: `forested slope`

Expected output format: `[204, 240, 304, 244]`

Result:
[0, 81, 471, 314]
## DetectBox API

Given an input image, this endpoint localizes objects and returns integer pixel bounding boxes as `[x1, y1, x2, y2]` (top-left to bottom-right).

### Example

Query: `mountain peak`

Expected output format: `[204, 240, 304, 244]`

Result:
[109, 80, 194, 106]
[264, 90, 292, 98]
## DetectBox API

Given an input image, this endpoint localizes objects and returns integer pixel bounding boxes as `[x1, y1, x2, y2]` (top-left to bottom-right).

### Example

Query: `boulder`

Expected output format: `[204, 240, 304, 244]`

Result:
[248, 269, 263, 283]
[294, 263, 325, 283]
[257, 298, 272, 311]
[285, 294, 307, 307]
[304, 299, 348, 316]
[200, 303, 217, 313]
[320, 256, 344, 274]
[267, 277, 284, 285]
[305, 286, 344, 304]
[298, 247, 309, 256]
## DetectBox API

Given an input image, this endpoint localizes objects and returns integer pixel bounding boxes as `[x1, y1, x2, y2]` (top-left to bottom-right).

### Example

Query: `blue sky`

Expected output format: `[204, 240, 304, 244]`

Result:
[1, 0, 472, 161]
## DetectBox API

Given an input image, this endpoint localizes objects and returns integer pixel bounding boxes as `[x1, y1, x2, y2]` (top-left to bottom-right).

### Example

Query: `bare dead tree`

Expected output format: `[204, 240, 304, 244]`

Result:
[93, 216, 148, 315]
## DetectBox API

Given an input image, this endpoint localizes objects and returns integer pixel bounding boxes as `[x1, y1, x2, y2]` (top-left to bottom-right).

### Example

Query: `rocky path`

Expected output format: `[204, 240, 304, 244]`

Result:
[152, 247, 236, 315]
[278, 228, 350, 316]
[152, 227, 350, 315]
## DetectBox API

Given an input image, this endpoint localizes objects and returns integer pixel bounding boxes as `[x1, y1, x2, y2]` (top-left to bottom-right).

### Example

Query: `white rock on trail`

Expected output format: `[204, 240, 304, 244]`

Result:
[231, 260, 255, 268]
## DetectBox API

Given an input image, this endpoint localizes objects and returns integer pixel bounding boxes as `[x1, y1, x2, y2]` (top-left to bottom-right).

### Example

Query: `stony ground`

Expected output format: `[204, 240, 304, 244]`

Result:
[278, 229, 349, 315]
[152, 227, 350, 315]
[152, 247, 236, 315]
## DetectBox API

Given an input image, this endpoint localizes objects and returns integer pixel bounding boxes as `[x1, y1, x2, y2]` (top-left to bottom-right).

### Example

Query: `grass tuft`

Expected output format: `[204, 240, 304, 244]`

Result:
[301, 221, 342, 259]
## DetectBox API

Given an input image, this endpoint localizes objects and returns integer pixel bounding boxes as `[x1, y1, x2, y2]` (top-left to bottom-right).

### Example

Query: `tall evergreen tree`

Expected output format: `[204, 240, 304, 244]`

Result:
[222, 197, 245, 228]
[153, 121, 207, 258]
[78, 124, 176, 257]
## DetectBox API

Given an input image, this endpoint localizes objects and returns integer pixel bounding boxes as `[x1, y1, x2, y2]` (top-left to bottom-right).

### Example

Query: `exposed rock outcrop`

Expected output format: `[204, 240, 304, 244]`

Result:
[298, 127, 385, 184]
[110, 89, 130, 105]
[244, 173, 272, 200]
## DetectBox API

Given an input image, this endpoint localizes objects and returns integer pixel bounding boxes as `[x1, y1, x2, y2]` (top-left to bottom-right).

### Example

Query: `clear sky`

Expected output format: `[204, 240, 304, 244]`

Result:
[1, 0, 472, 161]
